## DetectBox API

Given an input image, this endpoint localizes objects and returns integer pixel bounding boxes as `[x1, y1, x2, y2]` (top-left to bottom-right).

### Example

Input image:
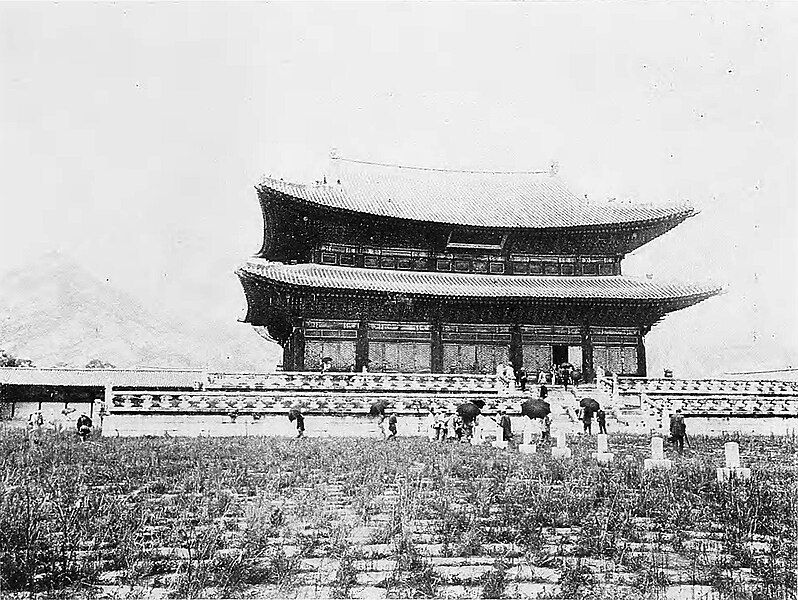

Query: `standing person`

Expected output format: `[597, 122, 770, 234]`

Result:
[596, 408, 607, 434]
[541, 414, 552, 443]
[76, 413, 93, 442]
[425, 408, 437, 442]
[504, 364, 515, 392]
[435, 410, 446, 441]
[27, 410, 44, 448]
[499, 410, 513, 443]
[669, 410, 686, 453]
[295, 410, 305, 438]
[539, 384, 548, 400]
[582, 408, 593, 434]
[550, 364, 557, 386]
[446, 411, 458, 441]
[463, 417, 474, 441]
[518, 369, 528, 392]
[561, 365, 570, 391]
[454, 413, 464, 441]
[386, 413, 397, 440]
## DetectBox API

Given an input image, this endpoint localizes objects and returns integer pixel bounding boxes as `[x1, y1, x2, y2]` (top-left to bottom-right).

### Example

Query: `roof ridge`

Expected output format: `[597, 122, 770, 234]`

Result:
[332, 156, 551, 176]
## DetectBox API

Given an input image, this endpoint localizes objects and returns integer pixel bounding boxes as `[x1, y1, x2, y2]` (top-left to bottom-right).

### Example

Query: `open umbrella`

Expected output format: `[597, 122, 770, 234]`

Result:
[457, 402, 482, 423]
[579, 398, 600, 414]
[369, 399, 389, 417]
[520, 399, 551, 419]
[470, 399, 486, 410]
[288, 408, 301, 422]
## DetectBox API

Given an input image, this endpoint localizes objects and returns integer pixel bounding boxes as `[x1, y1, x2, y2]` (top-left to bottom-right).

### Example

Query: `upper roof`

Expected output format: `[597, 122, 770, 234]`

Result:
[239, 259, 722, 303]
[258, 157, 695, 229]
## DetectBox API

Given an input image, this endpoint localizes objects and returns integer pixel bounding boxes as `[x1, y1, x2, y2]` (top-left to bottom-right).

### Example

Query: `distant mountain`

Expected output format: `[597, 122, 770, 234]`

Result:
[0, 252, 279, 370]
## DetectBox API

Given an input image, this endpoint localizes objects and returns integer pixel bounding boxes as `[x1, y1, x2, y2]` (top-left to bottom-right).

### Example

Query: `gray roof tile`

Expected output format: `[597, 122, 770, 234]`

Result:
[259, 159, 694, 229]
[239, 260, 721, 302]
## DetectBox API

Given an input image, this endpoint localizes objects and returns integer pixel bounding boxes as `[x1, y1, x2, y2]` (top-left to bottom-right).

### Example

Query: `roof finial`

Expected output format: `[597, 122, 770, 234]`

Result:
[549, 160, 559, 176]
[330, 147, 340, 160]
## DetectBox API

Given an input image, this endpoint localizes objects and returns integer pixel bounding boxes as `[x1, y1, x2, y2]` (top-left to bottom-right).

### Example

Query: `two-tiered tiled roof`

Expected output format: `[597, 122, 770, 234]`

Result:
[258, 158, 695, 229]
[239, 259, 721, 304]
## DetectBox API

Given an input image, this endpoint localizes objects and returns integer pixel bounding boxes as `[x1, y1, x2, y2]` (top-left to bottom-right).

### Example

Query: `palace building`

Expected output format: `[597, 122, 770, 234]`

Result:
[237, 157, 720, 379]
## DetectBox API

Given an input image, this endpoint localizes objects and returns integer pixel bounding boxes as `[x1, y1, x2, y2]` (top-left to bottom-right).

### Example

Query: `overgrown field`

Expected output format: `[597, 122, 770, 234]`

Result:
[0, 429, 795, 599]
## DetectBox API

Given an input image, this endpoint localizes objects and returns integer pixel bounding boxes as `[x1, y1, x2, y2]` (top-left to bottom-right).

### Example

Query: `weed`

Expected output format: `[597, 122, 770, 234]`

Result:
[480, 558, 507, 599]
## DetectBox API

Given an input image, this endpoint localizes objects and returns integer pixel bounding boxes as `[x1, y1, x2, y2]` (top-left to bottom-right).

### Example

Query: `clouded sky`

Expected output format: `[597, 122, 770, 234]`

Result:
[1, 2, 796, 376]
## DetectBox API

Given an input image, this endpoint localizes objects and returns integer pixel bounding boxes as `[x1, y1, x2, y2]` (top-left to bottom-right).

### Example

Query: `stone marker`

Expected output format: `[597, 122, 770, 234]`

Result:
[551, 430, 572, 459]
[716, 441, 751, 482]
[643, 436, 672, 471]
[591, 433, 615, 464]
[519, 420, 538, 454]
[491, 420, 508, 449]
[470, 419, 483, 446]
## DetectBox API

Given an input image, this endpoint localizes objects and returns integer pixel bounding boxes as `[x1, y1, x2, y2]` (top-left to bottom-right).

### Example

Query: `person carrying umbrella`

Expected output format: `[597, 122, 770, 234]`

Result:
[369, 399, 390, 438]
[669, 410, 687, 453]
[582, 409, 593, 434]
[385, 413, 396, 441]
[578, 398, 598, 434]
[288, 408, 305, 438]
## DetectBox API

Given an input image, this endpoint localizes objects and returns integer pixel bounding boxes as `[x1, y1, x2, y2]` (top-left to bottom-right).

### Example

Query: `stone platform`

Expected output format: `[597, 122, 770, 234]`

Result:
[2, 368, 798, 437]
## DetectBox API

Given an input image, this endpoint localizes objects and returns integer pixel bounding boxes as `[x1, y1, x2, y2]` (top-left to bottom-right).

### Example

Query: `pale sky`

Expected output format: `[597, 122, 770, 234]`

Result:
[1, 2, 796, 376]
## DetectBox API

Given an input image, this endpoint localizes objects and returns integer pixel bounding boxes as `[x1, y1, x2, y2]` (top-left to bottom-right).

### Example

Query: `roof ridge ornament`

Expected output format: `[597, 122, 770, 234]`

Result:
[549, 160, 559, 176]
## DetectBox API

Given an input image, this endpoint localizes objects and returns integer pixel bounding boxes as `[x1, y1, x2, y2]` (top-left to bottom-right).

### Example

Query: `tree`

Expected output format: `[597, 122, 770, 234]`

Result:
[0, 349, 34, 367]
[85, 359, 116, 369]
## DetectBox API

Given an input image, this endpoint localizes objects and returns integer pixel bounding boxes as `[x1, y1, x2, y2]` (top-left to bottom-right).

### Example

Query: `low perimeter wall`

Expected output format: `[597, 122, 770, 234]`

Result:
[100, 413, 798, 438]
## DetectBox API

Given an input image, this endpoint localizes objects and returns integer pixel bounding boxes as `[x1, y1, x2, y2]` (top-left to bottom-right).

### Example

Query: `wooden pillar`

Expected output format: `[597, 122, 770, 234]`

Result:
[355, 318, 369, 372]
[431, 318, 444, 373]
[580, 324, 594, 383]
[510, 324, 523, 372]
[285, 321, 305, 371]
[637, 327, 648, 377]
[282, 337, 293, 371]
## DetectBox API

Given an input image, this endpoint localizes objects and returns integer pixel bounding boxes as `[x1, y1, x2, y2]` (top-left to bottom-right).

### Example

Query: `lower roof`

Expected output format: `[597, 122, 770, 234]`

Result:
[238, 259, 722, 303]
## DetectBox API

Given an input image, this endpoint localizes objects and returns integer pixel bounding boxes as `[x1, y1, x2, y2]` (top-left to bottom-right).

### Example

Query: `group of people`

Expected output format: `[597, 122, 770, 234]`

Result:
[423, 408, 515, 444]
[25, 410, 94, 444]
[496, 362, 586, 394]
[425, 409, 471, 441]
[579, 406, 608, 435]
[669, 410, 688, 452]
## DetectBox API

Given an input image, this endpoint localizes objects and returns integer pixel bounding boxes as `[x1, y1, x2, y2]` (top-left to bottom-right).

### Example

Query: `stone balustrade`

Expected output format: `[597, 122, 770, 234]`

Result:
[110, 390, 513, 415]
[617, 377, 798, 417]
[617, 377, 798, 396]
[205, 371, 499, 393]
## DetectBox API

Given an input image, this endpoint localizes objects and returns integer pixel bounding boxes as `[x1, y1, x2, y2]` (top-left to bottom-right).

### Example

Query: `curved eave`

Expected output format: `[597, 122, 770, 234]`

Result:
[256, 179, 696, 233]
[237, 260, 722, 307]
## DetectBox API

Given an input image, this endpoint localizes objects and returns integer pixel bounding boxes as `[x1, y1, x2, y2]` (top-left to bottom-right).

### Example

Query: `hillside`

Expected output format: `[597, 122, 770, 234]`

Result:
[0, 253, 279, 370]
